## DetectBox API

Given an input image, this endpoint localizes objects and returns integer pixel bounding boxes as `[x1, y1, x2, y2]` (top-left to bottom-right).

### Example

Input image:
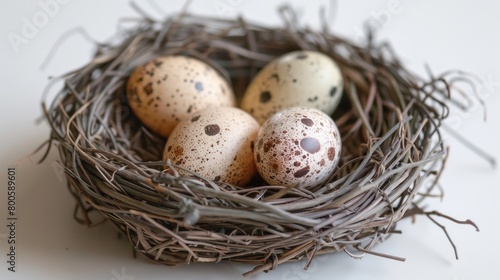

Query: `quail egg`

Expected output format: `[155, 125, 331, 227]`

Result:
[127, 55, 236, 137]
[241, 50, 343, 124]
[163, 107, 260, 185]
[254, 107, 341, 188]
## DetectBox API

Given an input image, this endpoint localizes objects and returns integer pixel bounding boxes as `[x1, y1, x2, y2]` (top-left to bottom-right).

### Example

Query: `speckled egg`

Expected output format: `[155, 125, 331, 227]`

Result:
[127, 55, 236, 137]
[241, 50, 343, 124]
[254, 107, 341, 188]
[163, 107, 260, 185]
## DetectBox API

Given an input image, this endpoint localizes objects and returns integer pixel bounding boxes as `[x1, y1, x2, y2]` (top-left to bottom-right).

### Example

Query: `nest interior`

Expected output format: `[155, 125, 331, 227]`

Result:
[41, 6, 473, 277]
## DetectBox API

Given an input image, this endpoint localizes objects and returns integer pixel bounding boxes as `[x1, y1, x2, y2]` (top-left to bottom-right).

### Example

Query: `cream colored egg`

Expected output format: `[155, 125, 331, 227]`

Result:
[127, 55, 236, 137]
[241, 50, 343, 124]
[254, 107, 341, 188]
[163, 107, 260, 185]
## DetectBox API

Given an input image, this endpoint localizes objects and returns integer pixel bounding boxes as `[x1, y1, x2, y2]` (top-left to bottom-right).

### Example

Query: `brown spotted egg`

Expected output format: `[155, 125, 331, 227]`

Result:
[241, 50, 343, 124]
[254, 107, 341, 188]
[127, 55, 236, 138]
[163, 107, 260, 185]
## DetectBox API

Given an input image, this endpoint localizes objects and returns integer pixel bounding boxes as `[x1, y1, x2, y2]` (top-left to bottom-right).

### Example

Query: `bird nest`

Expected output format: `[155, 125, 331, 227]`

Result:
[41, 5, 478, 277]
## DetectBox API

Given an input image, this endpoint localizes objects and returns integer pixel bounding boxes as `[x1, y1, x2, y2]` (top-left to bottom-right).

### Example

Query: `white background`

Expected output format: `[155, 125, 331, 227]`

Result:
[1, 0, 499, 279]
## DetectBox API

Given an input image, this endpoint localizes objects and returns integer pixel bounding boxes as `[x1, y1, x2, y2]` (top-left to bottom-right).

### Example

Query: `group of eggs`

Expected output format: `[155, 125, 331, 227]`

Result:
[126, 50, 344, 188]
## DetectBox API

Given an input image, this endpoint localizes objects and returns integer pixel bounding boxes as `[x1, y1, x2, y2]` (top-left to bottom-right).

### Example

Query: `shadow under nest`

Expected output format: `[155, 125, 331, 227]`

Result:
[40, 6, 478, 277]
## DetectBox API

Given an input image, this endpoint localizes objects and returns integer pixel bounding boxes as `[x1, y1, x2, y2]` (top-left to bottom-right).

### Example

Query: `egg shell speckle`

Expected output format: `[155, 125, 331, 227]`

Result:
[127, 55, 236, 137]
[241, 50, 343, 124]
[254, 107, 341, 188]
[163, 107, 260, 185]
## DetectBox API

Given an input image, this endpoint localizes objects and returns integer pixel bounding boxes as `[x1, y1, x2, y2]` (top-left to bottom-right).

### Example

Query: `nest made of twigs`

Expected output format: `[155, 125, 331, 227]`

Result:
[41, 5, 478, 277]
